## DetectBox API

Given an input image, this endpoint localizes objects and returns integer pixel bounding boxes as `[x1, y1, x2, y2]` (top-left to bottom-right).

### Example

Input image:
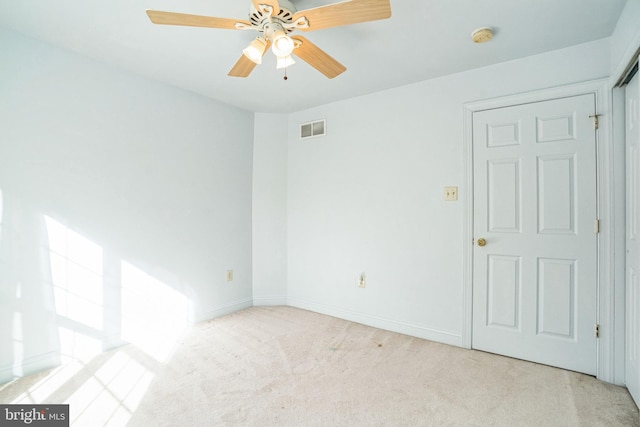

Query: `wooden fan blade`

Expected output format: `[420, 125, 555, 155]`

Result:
[293, 0, 391, 32]
[228, 55, 258, 78]
[251, 0, 281, 15]
[228, 40, 271, 78]
[146, 10, 249, 29]
[291, 36, 346, 79]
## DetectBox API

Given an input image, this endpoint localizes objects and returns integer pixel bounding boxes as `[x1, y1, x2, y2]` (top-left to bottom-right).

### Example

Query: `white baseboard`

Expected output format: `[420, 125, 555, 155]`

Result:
[253, 296, 287, 306]
[0, 351, 60, 385]
[196, 297, 253, 322]
[287, 298, 463, 347]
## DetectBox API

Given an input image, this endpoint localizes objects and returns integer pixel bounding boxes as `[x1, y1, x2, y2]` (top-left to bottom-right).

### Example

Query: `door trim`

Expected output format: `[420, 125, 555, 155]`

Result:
[462, 79, 618, 383]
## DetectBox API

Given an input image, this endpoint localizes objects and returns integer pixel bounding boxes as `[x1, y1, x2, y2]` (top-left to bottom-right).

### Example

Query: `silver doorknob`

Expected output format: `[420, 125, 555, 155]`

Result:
[477, 238, 487, 247]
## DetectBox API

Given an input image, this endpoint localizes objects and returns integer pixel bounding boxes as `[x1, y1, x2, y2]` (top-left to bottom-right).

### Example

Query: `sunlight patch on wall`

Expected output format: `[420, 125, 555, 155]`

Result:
[45, 216, 106, 364]
[45, 216, 104, 332]
[33, 215, 190, 424]
[12, 311, 24, 377]
[57, 327, 102, 364]
[121, 261, 189, 362]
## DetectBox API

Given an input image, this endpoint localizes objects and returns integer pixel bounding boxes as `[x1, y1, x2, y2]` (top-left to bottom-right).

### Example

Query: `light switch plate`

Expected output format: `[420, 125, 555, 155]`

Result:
[444, 186, 458, 201]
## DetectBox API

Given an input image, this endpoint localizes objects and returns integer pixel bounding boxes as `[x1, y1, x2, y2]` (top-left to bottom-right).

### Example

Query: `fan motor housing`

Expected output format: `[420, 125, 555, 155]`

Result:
[249, 0, 297, 31]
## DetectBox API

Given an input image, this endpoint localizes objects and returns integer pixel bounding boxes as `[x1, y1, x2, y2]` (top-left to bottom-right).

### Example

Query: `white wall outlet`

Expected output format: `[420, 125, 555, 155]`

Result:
[358, 272, 366, 288]
[226, 270, 233, 282]
[444, 186, 458, 201]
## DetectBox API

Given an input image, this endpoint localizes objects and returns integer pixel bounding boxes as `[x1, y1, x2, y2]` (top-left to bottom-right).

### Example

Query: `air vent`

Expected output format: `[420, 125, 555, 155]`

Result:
[300, 119, 326, 140]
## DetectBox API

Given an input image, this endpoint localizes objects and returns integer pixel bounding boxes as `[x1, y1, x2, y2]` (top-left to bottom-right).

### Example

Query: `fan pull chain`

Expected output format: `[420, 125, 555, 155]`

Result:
[283, 67, 288, 81]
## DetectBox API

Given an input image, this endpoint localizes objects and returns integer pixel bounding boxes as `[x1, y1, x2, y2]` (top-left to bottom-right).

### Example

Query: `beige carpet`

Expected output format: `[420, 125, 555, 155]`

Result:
[1, 306, 638, 426]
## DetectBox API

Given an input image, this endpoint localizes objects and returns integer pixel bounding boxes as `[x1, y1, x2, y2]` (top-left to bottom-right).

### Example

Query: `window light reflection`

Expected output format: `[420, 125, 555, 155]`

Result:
[11, 361, 84, 404]
[121, 261, 188, 362]
[12, 311, 24, 377]
[36, 215, 191, 426]
[66, 351, 154, 426]
[45, 216, 103, 332]
[57, 327, 102, 364]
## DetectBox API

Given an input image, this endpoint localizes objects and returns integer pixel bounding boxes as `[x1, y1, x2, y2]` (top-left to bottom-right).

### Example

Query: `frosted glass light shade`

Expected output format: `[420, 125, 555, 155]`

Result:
[243, 37, 267, 64]
[276, 55, 296, 69]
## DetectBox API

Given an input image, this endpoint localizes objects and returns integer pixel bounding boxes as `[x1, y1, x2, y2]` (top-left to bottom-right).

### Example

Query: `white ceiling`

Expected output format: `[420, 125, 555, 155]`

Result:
[0, 0, 628, 113]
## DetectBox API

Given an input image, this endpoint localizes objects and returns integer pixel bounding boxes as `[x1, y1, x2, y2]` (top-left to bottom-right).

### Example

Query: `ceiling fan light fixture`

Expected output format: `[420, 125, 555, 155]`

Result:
[242, 37, 267, 64]
[276, 55, 296, 69]
[147, 0, 393, 79]
[271, 31, 295, 57]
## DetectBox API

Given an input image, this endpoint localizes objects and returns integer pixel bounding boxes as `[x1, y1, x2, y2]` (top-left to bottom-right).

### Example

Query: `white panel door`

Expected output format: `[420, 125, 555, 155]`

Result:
[626, 68, 640, 406]
[472, 94, 598, 375]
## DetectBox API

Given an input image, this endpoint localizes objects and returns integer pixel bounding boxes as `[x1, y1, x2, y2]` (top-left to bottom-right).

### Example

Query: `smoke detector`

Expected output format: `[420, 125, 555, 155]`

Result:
[471, 27, 493, 43]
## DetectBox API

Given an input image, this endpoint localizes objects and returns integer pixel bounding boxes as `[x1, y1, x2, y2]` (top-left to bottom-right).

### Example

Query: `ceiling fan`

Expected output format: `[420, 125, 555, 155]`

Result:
[146, 0, 392, 79]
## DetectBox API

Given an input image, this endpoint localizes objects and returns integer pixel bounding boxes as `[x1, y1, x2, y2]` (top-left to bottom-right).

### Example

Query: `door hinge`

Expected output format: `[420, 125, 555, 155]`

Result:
[595, 324, 600, 338]
[589, 114, 601, 130]
[594, 219, 600, 234]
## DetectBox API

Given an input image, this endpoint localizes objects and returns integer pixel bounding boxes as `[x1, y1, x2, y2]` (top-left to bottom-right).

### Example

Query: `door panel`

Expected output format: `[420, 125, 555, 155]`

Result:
[537, 258, 575, 339]
[487, 255, 520, 329]
[537, 155, 575, 234]
[536, 113, 576, 143]
[472, 94, 597, 375]
[488, 159, 521, 232]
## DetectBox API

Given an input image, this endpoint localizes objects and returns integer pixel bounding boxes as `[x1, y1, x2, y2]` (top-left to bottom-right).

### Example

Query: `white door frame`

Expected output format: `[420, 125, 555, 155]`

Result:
[462, 79, 621, 384]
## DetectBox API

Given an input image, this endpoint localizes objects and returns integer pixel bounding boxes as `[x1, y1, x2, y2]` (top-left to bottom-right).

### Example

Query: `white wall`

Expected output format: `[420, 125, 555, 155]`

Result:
[285, 39, 611, 346]
[252, 113, 288, 304]
[0, 28, 255, 382]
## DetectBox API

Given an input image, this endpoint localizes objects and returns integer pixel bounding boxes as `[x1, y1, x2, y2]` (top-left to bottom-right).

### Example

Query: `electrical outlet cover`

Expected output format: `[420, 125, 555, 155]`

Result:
[444, 186, 458, 201]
